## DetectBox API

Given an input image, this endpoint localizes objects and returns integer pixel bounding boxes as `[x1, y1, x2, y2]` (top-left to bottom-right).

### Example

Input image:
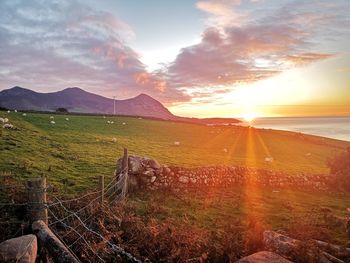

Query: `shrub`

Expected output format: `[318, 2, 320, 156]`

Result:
[56, 107, 68, 113]
[327, 147, 350, 190]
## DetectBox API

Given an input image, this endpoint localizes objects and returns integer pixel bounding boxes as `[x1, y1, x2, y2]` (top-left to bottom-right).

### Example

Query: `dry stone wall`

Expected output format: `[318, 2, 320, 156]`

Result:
[116, 156, 332, 192]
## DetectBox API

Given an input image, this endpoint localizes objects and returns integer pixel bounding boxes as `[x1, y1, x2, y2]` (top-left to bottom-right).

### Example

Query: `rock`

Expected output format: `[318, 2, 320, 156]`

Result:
[236, 251, 293, 263]
[179, 176, 189, 183]
[143, 170, 154, 177]
[0, 234, 37, 263]
[263, 230, 300, 257]
[150, 176, 157, 183]
[148, 159, 161, 169]
[128, 156, 144, 174]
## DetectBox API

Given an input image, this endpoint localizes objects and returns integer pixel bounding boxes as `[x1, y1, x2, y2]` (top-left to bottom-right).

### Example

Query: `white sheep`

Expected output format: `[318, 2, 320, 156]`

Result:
[264, 157, 274, 163]
[107, 120, 111, 124]
[3, 123, 14, 129]
[122, 122, 126, 125]
[14, 110, 17, 113]
[50, 116, 54, 119]
[65, 118, 69, 121]
[22, 113, 26, 116]
[110, 121, 114, 124]
[174, 141, 180, 146]
[7, 110, 10, 113]
[50, 120, 55, 124]
[112, 137, 117, 143]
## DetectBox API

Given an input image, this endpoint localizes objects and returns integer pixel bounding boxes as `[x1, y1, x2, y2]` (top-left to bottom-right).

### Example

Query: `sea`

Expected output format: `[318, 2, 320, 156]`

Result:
[242, 117, 350, 142]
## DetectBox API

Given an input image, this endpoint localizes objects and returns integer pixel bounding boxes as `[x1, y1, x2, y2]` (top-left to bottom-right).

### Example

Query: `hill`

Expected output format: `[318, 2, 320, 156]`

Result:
[1, 111, 350, 254]
[0, 86, 240, 125]
[1, 111, 349, 191]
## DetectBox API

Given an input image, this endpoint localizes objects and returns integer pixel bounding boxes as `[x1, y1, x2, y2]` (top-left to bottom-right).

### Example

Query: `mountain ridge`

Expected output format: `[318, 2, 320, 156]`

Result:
[0, 86, 240, 124]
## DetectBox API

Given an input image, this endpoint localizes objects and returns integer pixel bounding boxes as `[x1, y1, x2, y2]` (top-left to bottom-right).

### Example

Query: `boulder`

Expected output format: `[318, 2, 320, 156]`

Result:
[263, 230, 301, 257]
[236, 251, 293, 263]
[0, 234, 37, 263]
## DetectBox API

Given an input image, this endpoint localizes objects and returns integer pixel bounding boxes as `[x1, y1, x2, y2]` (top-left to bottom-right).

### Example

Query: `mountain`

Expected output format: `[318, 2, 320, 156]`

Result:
[0, 86, 240, 124]
[0, 86, 174, 119]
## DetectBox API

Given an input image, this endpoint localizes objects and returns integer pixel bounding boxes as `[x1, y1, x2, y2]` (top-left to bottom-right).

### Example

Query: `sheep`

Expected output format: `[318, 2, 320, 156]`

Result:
[110, 121, 114, 124]
[103, 116, 106, 119]
[50, 116, 54, 119]
[50, 120, 55, 124]
[65, 118, 69, 121]
[174, 141, 180, 146]
[7, 110, 10, 113]
[22, 113, 27, 116]
[264, 157, 274, 163]
[107, 120, 111, 124]
[3, 123, 14, 129]
[122, 122, 126, 125]
[112, 137, 117, 143]
[14, 110, 17, 113]
[3, 118, 8, 123]
[0, 118, 5, 123]
[223, 148, 228, 153]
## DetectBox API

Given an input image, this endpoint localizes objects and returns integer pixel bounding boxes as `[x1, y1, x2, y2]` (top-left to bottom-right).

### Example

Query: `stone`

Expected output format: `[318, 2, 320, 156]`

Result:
[150, 176, 157, 183]
[236, 251, 293, 263]
[263, 230, 300, 257]
[148, 159, 161, 169]
[0, 234, 37, 263]
[179, 176, 189, 183]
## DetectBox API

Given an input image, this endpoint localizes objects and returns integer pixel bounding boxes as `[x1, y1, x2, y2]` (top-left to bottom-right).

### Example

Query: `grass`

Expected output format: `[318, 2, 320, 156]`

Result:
[1, 111, 350, 257]
[1, 111, 349, 193]
[127, 185, 350, 245]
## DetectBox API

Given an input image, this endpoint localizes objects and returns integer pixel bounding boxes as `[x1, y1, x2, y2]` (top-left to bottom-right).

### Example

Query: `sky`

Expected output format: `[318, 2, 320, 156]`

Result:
[0, 0, 349, 118]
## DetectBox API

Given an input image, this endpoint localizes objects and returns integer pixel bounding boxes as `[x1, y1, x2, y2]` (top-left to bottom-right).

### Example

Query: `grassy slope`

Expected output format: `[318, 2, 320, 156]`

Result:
[129, 186, 350, 244]
[1, 111, 350, 245]
[1, 111, 349, 191]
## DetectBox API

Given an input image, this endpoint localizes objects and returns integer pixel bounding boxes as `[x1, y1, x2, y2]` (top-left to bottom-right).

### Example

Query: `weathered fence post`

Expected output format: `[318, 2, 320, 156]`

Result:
[99, 175, 104, 205]
[122, 148, 128, 175]
[27, 177, 48, 225]
[32, 220, 80, 263]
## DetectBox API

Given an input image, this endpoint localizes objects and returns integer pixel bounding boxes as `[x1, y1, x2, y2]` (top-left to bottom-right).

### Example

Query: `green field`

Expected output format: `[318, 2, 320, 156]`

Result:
[1, 111, 349, 192]
[1, 111, 350, 257]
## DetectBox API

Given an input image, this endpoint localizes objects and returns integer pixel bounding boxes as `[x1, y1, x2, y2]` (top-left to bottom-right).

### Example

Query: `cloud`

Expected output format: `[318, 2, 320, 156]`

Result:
[161, 0, 346, 102]
[283, 53, 335, 66]
[0, 0, 171, 100]
[195, 0, 246, 27]
[0, 0, 348, 106]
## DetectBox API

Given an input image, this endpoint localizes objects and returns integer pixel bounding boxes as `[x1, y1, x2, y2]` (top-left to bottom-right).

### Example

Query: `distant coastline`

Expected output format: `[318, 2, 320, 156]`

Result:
[244, 116, 350, 142]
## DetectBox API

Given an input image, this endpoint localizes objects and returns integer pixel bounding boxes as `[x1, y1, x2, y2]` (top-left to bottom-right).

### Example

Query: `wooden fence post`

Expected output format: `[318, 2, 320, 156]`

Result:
[122, 148, 128, 175]
[27, 177, 48, 225]
[32, 220, 80, 263]
[99, 175, 104, 205]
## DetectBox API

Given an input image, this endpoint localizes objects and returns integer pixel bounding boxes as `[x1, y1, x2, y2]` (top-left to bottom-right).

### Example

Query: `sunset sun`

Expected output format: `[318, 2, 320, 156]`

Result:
[242, 112, 257, 122]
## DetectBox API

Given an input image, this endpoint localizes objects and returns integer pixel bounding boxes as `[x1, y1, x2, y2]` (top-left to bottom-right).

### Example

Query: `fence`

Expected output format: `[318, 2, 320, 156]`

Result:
[0, 148, 141, 263]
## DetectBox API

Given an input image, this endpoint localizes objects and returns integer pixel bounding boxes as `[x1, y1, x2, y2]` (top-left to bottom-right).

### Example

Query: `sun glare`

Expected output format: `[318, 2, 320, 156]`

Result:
[242, 112, 257, 122]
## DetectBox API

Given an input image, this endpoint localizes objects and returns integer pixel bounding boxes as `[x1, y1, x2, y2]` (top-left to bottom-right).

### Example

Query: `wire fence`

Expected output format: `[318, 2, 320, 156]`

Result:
[0, 162, 142, 262]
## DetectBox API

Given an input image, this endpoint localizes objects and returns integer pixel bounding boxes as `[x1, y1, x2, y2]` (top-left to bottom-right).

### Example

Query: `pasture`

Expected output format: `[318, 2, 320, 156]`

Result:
[1, 111, 350, 256]
[0, 111, 349, 192]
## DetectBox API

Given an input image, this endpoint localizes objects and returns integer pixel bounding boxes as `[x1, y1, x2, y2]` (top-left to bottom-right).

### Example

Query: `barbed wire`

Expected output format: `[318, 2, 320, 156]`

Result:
[1, 167, 136, 262]
[48, 190, 102, 207]
[49, 176, 119, 226]
[51, 194, 141, 262]
[48, 208, 102, 263]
